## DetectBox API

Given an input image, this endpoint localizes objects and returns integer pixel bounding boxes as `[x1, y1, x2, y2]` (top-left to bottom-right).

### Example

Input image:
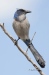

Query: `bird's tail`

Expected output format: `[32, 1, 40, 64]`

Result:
[24, 39, 45, 68]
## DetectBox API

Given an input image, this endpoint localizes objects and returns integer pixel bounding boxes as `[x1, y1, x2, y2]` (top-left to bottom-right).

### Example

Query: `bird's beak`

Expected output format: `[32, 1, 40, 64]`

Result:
[25, 10, 31, 13]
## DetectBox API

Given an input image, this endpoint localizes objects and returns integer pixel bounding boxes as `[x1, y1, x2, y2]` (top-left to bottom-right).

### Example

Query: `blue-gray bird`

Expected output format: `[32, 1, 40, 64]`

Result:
[12, 9, 45, 68]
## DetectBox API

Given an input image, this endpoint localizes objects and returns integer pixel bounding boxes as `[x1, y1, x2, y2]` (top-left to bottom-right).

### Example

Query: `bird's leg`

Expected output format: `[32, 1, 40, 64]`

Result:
[17, 37, 20, 42]
[14, 37, 20, 45]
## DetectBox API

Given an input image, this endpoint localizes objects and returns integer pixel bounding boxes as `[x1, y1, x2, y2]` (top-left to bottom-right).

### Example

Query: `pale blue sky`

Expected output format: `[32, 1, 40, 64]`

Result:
[0, 0, 49, 75]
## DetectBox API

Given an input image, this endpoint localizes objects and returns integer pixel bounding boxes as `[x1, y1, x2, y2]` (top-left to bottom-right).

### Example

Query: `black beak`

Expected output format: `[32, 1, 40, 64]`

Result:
[25, 10, 31, 13]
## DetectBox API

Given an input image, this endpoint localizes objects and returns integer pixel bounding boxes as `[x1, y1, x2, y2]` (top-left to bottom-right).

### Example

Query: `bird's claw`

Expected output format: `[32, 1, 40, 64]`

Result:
[14, 39, 18, 45]
[14, 38, 20, 45]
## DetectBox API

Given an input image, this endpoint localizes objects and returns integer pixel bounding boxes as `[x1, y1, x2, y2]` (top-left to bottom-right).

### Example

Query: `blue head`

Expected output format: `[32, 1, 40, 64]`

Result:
[14, 9, 31, 21]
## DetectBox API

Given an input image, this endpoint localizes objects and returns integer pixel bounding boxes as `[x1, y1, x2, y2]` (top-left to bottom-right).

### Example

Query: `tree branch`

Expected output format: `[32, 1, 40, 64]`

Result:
[0, 23, 46, 75]
[26, 32, 36, 52]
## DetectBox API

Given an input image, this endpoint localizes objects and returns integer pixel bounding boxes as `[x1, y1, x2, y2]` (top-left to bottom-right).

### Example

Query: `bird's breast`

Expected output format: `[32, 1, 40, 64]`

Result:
[12, 19, 30, 40]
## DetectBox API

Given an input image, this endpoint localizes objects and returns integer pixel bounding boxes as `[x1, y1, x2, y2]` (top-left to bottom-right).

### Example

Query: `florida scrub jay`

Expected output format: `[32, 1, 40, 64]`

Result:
[12, 9, 45, 68]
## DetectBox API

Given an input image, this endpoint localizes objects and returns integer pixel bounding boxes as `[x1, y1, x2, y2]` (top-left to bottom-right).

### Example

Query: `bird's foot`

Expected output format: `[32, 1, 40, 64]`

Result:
[28, 42, 32, 48]
[14, 38, 20, 45]
[14, 39, 18, 45]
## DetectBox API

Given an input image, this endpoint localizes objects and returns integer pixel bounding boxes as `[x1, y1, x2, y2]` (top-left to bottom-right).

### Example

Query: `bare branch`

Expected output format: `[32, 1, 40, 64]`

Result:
[26, 32, 36, 52]
[31, 32, 36, 41]
[0, 23, 46, 75]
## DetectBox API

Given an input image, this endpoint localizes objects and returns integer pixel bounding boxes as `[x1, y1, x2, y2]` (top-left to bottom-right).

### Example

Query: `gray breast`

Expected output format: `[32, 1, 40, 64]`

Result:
[12, 18, 30, 40]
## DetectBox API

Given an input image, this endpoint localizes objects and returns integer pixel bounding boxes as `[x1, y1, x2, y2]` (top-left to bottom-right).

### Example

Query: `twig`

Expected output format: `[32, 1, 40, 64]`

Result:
[26, 32, 36, 52]
[0, 23, 46, 75]
[31, 32, 36, 41]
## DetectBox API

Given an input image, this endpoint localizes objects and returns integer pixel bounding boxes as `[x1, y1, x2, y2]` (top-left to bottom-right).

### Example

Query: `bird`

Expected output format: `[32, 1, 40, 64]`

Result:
[12, 9, 45, 68]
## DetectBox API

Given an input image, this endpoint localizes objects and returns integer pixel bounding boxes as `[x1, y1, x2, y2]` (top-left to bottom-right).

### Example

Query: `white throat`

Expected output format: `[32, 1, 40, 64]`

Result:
[18, 14, 26, 22]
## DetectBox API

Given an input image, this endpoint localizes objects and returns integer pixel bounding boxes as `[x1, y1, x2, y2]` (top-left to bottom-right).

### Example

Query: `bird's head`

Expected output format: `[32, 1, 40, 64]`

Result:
[17, 9, 31, 15]
[14, 9, 31, 20]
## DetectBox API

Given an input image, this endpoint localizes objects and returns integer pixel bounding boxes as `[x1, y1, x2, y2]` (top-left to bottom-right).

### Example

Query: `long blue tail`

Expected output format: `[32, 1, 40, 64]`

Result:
[24, 39, 45, 68]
